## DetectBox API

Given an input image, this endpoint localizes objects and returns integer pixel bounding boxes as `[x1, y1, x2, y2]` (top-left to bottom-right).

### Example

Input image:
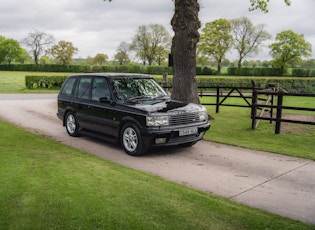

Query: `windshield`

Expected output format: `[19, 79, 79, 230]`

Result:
[112, 78, 167, 101]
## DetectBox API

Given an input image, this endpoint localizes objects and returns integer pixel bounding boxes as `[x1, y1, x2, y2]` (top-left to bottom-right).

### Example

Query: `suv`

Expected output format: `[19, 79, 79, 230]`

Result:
[57, 73, 210, 156]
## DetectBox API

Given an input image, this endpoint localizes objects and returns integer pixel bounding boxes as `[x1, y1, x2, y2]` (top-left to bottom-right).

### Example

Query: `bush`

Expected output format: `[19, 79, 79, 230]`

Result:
[196, 66, 216, 75]
[25, 75, 68, 89]
[291, 68, 313, 77]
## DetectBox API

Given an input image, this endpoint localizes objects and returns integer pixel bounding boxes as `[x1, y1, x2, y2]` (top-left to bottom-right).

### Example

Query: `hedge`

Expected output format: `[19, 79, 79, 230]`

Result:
[25, 74, 315, 93]
[227, 67, 285, 76]
[25, 75, 68, 89]
[157, 76, 315, 94]
[3, 64, 212, 76]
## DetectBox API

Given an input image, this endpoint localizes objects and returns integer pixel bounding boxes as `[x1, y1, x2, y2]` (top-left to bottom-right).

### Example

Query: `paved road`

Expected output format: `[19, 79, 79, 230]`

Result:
[0, 94, 314, 225]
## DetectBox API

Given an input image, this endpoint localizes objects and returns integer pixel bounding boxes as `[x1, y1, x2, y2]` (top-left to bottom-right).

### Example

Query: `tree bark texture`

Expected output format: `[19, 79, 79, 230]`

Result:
[171, 0, 200, 104]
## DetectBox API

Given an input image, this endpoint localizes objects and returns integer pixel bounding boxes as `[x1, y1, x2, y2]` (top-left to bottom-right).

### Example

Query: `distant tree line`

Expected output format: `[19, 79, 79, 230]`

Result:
[0, 17, 313, 75]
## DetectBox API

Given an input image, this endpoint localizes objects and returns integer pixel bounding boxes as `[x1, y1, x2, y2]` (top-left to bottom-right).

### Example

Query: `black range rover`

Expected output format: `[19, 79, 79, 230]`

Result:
[57, 73, 210, 156]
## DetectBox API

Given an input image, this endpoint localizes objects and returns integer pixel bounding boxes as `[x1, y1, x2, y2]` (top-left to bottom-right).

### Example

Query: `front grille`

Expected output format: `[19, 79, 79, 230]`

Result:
[169, 112, 199, 126]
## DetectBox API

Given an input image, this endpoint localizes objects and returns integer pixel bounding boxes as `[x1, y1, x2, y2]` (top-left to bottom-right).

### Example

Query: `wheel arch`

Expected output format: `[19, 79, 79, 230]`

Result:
[118, 116, 143, 141]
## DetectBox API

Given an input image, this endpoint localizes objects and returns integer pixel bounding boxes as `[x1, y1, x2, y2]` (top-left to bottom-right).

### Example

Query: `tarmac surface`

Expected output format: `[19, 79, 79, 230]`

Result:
[0, 94, 314, 225]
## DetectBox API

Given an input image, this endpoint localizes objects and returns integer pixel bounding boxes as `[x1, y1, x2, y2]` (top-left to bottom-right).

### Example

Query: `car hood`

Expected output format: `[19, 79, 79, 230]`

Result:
[127, 99, 204, 114]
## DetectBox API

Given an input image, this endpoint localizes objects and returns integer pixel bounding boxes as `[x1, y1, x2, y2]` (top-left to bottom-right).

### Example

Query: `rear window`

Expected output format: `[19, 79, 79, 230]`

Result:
[74, 77, 93, 100]
[61, 77, 76, 96]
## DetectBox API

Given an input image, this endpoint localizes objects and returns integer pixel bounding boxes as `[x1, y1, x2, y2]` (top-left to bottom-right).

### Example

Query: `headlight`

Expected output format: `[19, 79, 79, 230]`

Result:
[199, 110, 208, 121]
[146, 116, 169, 126]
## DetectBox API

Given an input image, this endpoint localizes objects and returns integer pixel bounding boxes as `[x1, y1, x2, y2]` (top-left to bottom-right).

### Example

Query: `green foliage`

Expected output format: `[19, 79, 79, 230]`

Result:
[0, 37, 23, 65]
[199, 19, 233, 74]
[196, 66, 216, 75]
[195, 77, 315, 93]
[93, 53, 108, 65]
[292, 68, 314, 77]
[49, 40, 78, 65]
[269, 30, 312, 70]
[249, 0, 291, 13]
[25, 75, 68, 89]
[130, 24, 171, 65]
[227, 67, 284, 76]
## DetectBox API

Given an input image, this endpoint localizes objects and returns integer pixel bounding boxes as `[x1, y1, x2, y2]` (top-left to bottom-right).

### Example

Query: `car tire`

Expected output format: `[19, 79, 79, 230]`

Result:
[65, 112, 80, 137]
[121, 122, 147, 156]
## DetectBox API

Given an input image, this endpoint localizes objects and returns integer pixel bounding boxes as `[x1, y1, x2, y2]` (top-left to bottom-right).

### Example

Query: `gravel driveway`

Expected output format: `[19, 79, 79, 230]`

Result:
[0, 94, 314, 225]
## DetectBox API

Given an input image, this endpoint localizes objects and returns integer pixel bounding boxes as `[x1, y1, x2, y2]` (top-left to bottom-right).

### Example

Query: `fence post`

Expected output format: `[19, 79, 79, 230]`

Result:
[216, 86, 220, 113]
[275, 92, 283, 134]
[251, 90, 257, 129]
[270, 89, 275, 124]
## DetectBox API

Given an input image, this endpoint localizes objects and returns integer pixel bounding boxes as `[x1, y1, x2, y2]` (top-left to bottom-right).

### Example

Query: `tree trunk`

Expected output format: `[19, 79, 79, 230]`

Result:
[171, 0, 200, 104]
[217, 57, 222, 75]
[237, 55, 243, 68]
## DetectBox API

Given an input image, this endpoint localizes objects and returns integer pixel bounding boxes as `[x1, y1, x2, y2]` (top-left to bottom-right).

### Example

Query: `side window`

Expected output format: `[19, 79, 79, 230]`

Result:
[75, 77, 92, 100]
[61, 77, 76, 96]
[92, 78, 110, 101]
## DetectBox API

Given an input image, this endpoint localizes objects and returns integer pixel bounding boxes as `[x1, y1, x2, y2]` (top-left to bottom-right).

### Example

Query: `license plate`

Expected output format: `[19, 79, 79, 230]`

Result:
[179, 127, 198, 136]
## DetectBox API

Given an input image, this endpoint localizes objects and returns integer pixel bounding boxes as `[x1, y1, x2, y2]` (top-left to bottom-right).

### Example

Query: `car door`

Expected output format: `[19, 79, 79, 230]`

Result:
[88, 77, 117, 136]
[73, 76, 93, 129]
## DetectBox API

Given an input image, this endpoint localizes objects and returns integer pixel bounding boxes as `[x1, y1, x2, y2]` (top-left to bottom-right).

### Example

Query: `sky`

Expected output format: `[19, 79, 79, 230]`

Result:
[1, 0, 314, 61]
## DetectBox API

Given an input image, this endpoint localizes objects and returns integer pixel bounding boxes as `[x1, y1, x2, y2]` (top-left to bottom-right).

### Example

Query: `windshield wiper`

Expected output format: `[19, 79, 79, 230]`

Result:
[152, 94, 169, 100]
[125, 96, 153, 103]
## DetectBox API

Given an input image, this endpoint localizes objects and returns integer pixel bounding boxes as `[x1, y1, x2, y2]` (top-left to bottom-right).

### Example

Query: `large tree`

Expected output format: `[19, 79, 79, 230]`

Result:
[104, 0, 290, 104]
[115, 41, 130, 65]
[130, 24, 171, 66]
[0, 37, 23, 65]
[230, 17, 271, 68]
[21, 30, 54, 68]
[269, 30, 312, 72]
[199, 19, 233, 75]
[49, 40, 78, 65]
[93, 53, 108, 65]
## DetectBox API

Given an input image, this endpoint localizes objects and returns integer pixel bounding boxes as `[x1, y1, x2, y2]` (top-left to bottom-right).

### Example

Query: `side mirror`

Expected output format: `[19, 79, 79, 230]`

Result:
[99, 97, 116, 106]
[99, 97, 110, 103]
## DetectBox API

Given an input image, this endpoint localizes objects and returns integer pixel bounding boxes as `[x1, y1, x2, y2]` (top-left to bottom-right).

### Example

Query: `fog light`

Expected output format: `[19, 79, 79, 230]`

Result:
[199, 132, 205, 138]
[155, 138, 167, 144]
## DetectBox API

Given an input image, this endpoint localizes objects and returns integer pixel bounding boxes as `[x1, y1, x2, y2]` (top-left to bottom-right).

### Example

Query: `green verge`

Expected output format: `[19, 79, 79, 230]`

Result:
[0, 120, 313, 229]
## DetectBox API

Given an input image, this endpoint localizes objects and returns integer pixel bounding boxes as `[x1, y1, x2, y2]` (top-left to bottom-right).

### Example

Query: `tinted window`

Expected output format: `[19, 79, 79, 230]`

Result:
[61, 77, 76, 96]
[112, 78, 166, 100]
[75, 77, 93, 100]
[92, 78, 110, 101]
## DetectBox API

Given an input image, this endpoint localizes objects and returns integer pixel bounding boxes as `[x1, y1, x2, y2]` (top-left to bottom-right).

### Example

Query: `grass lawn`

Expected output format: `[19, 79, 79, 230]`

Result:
[0, 120, 314, 229]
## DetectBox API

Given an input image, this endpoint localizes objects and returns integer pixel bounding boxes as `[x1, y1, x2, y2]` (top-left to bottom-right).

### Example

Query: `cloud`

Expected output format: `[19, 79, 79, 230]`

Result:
[0, 0, 314, 60]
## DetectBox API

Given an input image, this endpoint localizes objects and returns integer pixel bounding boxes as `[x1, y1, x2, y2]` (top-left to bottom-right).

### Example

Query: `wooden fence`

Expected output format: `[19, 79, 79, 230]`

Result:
[251, 90, 315, 134]
[161, 82, 315, 134]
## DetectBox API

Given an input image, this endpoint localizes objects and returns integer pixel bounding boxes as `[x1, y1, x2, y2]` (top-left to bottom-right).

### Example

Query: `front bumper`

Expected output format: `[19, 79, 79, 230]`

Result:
[140, 122, 210, 148]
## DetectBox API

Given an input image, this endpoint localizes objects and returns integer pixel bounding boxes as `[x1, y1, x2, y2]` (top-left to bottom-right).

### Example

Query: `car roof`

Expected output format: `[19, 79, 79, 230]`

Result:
[69, 73, 153, 79]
